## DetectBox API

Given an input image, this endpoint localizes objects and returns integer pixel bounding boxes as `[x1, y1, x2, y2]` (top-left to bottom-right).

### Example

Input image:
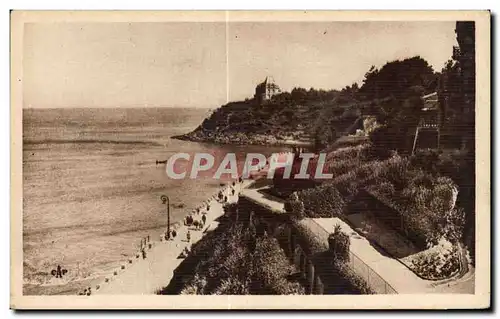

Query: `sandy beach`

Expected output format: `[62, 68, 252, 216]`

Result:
[92, 180, 253, 295]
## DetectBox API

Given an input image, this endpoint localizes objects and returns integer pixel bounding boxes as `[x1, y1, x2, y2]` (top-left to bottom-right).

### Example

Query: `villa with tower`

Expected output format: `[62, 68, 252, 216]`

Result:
[254, 77, 281, 103]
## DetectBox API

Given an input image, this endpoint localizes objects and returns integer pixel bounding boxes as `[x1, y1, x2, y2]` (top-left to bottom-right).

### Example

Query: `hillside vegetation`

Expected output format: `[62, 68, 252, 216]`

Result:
[279, 28, 476, 274]
[158, 215, 305, 295]
[173, 88, 360, 146]
[174, 56, 448, 152]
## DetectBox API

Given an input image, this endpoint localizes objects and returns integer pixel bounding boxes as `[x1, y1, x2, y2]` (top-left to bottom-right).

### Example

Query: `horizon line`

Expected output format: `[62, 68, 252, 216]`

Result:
[22, 105, 216, 109]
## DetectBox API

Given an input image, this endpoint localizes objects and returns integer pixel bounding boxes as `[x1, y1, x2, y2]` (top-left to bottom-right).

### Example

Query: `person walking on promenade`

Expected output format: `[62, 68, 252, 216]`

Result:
[142, 248, 147, 259]
[181, 246, 190, 258]
[56, 265, 62, 278]
[202, 214, 207, 225]
[187, 230, 191, 243]
[232, 188, 235, 196]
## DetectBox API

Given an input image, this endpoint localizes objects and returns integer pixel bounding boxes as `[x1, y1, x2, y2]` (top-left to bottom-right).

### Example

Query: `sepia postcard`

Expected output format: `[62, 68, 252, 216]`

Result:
[10, 10, 490, 310]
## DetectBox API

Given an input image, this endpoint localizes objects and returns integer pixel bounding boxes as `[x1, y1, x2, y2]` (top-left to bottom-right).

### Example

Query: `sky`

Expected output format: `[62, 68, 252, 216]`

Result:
[23, 21, 458, 108]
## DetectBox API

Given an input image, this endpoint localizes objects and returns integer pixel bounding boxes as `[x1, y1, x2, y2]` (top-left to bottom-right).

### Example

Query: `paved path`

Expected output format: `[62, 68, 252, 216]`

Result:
[240, 186, 286, 214]
[312, 217, 474, 294]
[94, 182, 248, 295]
[313, 218, 430, 293]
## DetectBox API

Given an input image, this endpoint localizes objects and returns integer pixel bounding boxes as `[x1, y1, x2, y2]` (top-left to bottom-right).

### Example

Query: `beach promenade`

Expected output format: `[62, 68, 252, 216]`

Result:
[91, 152, 288, 295]
[94, 181, 248, 295]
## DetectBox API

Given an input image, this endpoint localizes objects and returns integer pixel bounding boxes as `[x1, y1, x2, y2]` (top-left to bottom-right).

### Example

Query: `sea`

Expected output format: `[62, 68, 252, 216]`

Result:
[22, 107, 286, 295]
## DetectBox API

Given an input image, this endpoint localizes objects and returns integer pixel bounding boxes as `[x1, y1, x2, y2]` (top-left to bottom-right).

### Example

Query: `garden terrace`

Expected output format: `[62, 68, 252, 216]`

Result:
[289, 218, 373, 294]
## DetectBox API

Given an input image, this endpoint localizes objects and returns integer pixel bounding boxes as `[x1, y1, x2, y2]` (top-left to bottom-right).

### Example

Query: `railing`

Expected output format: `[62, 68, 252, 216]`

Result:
[347, 250, 397, 294]
[308, 218, 398, 294]
[418, 118, 439, 128]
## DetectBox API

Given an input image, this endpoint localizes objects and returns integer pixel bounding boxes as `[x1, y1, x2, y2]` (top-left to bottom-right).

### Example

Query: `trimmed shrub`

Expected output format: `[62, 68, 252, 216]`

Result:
[292, 219, 330, 256]
[333, 262, 374, 295]
[284, 196, 306, 220]
[296, 184, 346, 218]
[328, 225, 351, 263]
[252, 235, 305, 295]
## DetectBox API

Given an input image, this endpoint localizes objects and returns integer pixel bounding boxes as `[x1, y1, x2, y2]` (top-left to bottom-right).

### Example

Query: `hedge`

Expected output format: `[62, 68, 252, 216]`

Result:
[296, 184, 346, 218]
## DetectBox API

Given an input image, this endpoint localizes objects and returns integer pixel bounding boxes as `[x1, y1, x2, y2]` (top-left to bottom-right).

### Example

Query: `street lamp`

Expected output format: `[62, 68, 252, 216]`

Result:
[161, 195, 170, 240]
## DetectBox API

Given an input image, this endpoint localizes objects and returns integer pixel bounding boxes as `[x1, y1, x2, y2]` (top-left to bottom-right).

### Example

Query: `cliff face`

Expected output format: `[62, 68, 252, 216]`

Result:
[173, 98, 319, 146]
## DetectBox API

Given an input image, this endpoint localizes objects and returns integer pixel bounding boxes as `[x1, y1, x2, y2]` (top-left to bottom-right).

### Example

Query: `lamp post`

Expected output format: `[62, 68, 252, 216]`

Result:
[161, 195, 170, 240]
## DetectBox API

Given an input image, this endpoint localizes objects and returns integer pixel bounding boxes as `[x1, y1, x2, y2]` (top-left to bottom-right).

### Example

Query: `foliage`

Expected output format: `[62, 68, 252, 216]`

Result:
[223, 202, 239, 218]
[438, 59, 463, 128]
[372, 169, 461, 247]
[212, 277, 250, 295]
[359, 56, 437, 101]
[290, 146, 465, 248]
[371, 181, 396, 199]
[378, 155, 412, 190]
[296, 183, 346, 218]
[328, 225, 351, 263]
[291, 220, 372, 295]
[180, 274, 208, 295]
[190, 85, 346, 145]
[333, 262, 374, 295]
[438, 22, 475, 151]
[410, 149, 466, 185]
[252, 235, 305, 295]
[178, 221, 305, 295]
[367, 90, 425, 155]
[284, 193, 306, 220]
[403, 238, 461, 280]
[369, 124, 405, 158]
[292, 219, 330, 256]
[323, 144, 371, 176]
[313, 122, 336, 152]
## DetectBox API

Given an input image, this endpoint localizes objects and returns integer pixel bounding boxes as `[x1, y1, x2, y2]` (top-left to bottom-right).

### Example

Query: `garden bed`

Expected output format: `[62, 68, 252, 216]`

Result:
[400, 238, 461, 280]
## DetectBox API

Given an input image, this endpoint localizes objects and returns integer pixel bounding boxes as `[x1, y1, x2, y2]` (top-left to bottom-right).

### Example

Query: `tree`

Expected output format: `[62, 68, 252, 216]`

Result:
[438, 59, 462, 129]
[363, 58, 435, 155]
[291, 87, 308, 105]
[312, 120, 337, 152]
[454, 21, 476, 261]
[284, 192, 305, 220]
[359, 56, 437, 102]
